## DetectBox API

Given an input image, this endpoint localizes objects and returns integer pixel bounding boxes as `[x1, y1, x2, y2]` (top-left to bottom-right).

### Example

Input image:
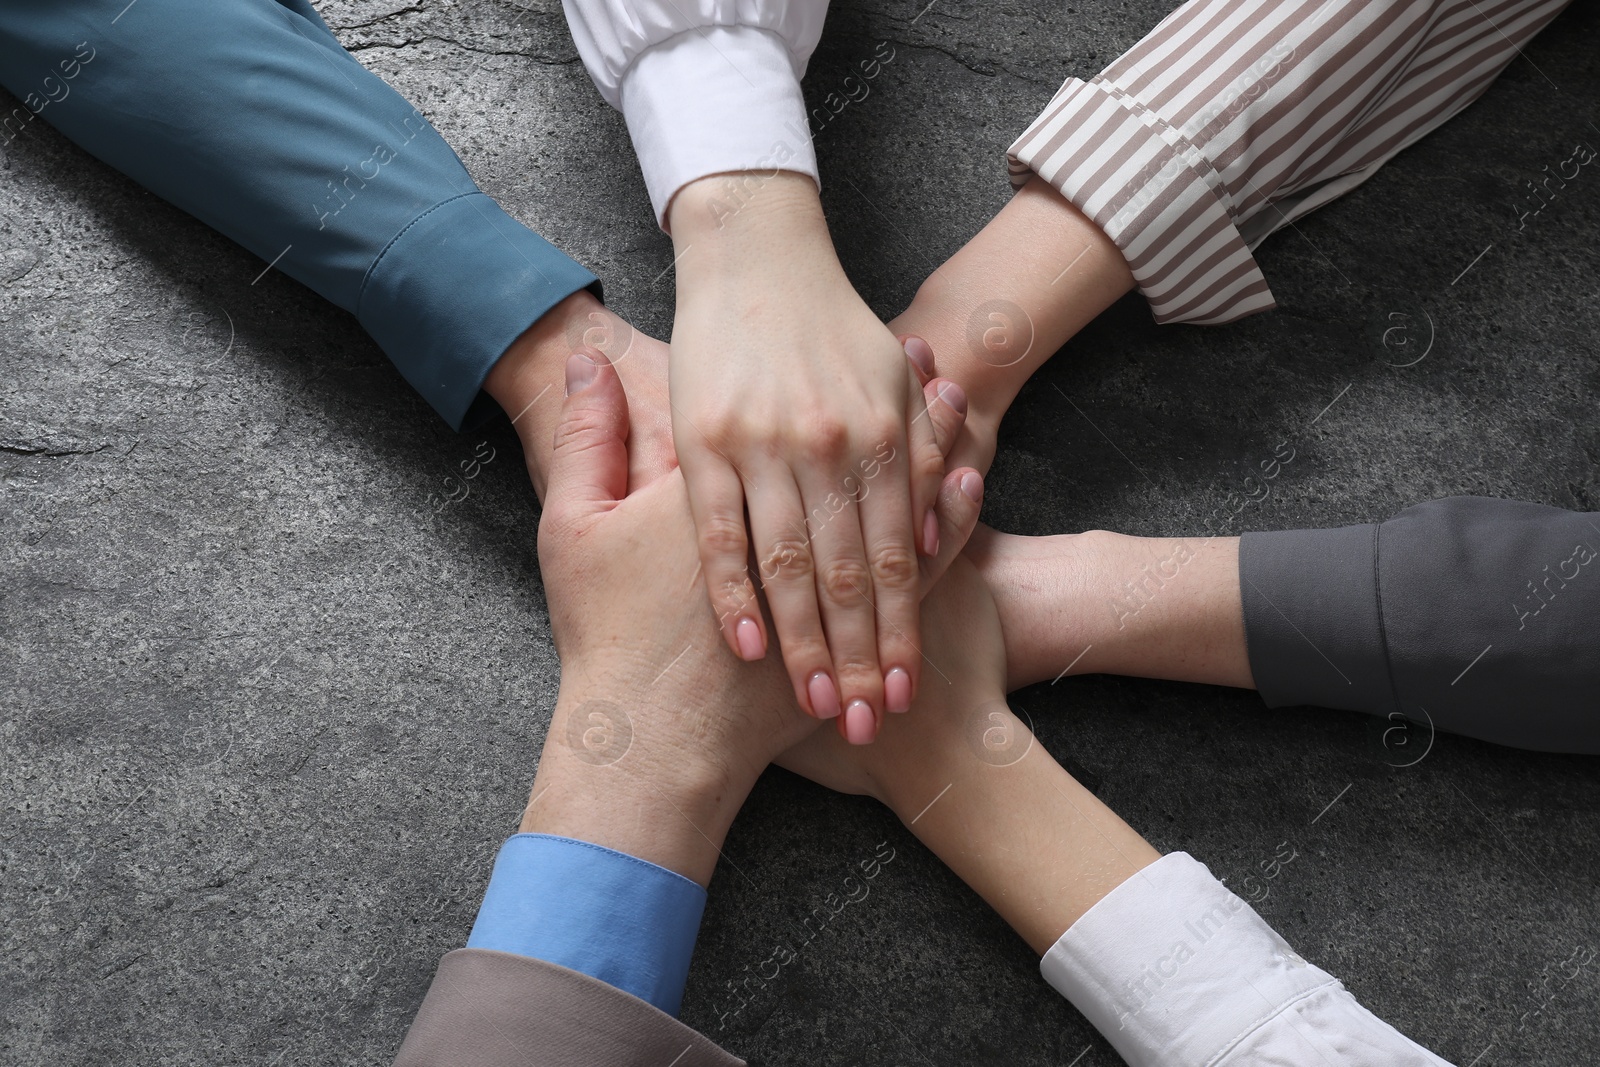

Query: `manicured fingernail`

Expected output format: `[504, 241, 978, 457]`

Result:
[844, 700, 876, 745]
[960, 471, 983, 503]
[807, 671, 841, 719]
[936, 380, 967, 416]
[564, 352, 599, 396]
[903, 336, 935, 379]
[885, 667, 912, 714]
[922, 508, 940, 556]
[735, 616, 764, 661]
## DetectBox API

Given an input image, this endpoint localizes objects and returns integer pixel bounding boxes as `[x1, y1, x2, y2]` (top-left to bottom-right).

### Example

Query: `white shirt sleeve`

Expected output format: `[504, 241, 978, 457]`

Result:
[1041, 853, 1456, 1066]
[561, 0, 829, 225]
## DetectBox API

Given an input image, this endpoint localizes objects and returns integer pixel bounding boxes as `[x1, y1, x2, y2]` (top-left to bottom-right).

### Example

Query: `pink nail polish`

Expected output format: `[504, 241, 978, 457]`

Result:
[960, 471, 983, 503]
[885, 668, 912, 714]
[844, 700, 876, 745]
[735, 616, 764, 661]
[922, 509, 940, 556]
[808, 671, 842, 719]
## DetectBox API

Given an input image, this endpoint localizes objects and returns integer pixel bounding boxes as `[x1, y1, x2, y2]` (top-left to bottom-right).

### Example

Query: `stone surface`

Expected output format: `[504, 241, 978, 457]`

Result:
[2, 2, 1598, 1065]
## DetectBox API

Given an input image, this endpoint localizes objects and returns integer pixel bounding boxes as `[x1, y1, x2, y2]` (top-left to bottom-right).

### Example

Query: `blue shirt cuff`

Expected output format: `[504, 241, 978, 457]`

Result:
[466, 833, 706, 1016]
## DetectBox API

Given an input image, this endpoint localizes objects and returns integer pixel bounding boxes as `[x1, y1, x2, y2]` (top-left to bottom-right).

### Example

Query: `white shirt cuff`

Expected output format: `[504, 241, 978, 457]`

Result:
[618, 24, 819, 227]
[1041, 853, 1453, 1067]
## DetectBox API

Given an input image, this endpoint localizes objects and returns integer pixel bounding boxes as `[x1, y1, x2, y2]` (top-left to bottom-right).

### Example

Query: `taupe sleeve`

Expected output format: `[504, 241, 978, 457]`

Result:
[393, 949, 745, 1067]
[1007, 0, 1572, 325]
[1241, 497, 1600, 753]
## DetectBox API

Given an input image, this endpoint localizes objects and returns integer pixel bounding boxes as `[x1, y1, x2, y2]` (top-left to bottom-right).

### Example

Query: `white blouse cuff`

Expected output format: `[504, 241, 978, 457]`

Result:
[1041, 852, 1348, 1066]
[619, 24, 819, 227]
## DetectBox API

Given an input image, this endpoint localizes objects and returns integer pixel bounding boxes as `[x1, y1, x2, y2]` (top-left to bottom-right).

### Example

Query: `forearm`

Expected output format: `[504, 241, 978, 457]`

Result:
[471, 674, 771, 1018]
[520, 682, 761, 888]
[969, 528, 1253, 691]
[891, 178, 1134, 466]
[1243, 497, 1600, 752]
[0, 0, 594, 431]
[560, 0, 825, 228]
[867, 725, 1454, 1067]
[977, 495, 1600, 756]
[1002, 0, 1573, 338]
[870, 700, 1159, 955]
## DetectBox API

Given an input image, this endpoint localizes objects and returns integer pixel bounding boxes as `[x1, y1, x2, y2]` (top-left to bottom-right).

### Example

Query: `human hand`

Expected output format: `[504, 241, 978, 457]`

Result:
[485, 290, 676, 499]
[773, 553, 1010, 806]
[666, 172, 952, 732]
[776, 551, 1162, 951]
[524, 348, 985, 883]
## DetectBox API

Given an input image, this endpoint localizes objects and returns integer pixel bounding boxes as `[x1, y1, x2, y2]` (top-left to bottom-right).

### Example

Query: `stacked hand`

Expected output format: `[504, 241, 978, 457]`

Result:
[524, 346, 984, 884]
[667, 174, 953, 741]
[526, 345, 1159, 950]
[494, 177, 1119, 753]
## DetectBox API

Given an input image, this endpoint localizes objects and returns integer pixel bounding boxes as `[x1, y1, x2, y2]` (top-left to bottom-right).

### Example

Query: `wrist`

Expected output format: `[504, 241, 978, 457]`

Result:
[522, 678, 762, 887]
[893, 288, 1018, 439]
[1074, 532, 1252, 688]
[890, 178, 1133, 436]
[483, 289, 615, 496]
[667, 171, 838, 278]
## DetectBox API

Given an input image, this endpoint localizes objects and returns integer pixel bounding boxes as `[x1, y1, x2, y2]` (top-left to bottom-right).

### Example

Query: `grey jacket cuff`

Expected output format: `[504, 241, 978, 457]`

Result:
[1240, 522, 1391, 715]
[393, 949, 744, 1067]
[1240, 497, 1600, 753]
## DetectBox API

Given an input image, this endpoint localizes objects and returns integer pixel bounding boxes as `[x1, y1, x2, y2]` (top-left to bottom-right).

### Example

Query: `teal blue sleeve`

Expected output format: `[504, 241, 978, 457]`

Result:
[467, 834, 707, 1016]
[0, 0, 598, 429]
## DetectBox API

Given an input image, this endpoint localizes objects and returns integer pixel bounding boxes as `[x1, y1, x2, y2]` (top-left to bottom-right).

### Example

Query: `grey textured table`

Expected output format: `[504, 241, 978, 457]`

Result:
[2, 2, 1597, 1065]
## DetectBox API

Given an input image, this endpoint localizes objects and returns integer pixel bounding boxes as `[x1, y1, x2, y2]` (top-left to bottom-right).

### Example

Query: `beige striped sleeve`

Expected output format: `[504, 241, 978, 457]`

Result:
[1008, 0, 1572, 325]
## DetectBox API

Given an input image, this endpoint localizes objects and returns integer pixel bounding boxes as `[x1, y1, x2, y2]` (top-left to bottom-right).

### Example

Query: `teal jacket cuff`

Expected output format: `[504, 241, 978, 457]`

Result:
[0, 0, 596, 430]
[358, 193, 598, 429]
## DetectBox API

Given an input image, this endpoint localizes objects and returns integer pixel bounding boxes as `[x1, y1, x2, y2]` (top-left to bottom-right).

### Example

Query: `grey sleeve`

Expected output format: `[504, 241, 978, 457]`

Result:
[1239, 496, 1599, 753]
[393, 949, 745, 1067]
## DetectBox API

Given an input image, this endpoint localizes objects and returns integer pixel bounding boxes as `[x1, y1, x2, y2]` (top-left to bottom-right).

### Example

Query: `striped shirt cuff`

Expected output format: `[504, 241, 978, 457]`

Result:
[1007, 0, 1572, 329]
[1007, 75, 1274, 327]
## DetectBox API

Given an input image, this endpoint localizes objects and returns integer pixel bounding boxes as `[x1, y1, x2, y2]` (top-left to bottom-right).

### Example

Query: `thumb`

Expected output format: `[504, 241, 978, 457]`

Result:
[544, 349, 630, 516]
[919, 467, 983, 594]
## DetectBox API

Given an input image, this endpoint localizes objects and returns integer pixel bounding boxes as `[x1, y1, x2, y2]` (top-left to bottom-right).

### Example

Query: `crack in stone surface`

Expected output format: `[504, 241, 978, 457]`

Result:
[876, 36, 1051, 82]
[327, 2, 426, 32]
[343, 33, 579, 63]
[1, 437, 109, 457]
